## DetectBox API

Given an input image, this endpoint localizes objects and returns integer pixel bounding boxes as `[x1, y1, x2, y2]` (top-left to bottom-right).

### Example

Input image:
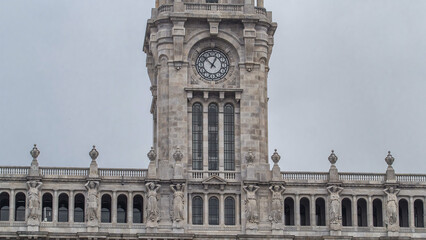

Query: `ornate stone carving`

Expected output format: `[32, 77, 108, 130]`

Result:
[146, 182, 161, 226]
[170, 184, 185, 224]
[384, 186, 400, 232]
[269, 185, 285, 224]
[173, 147, 183, 162]
[245, 149, 255, 164]
[271, 149, 281, 165]
[29, 144, 40, 177]
[85, 181, 100, 224]
[27, 180, 42, 220]
[243, 185, 259, 228]
[271, 149, 282, 181]
[89, 145, 99, 161]
[147, 147, 157, 162]
[328, 150, 338, 165]
[30, 144, 40, 160]
[327, 185, 344, 230]
[385, 151, 395, 166]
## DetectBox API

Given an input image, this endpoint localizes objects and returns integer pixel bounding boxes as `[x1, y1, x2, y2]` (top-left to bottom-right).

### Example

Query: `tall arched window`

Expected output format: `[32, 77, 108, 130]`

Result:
[117, 194, 127, 223]
[224, 104, 235, 171]
[15, 192, 26, 221]
[192, 196, 203, 225]
[373, 199, 383, 227]
[315, 198, 326, 226]
[342, 198, 352, 226]
[414, 199, 424, 227]
[357, 198, 367, 227]
[42, 193, 53, 222]
[58, 193, 69, 222]
[74, 194, 85, 223]
[300, 197, 310, 226]
[209, 197, 219, 225]
[208, 103, 219, 171]
[101, 194, 111, 223]
[284, 197, 294, 226]
[0, 192, 10, 221]
[192, 103, 203, 170]
[133, 195, 143, 223]
[225, 197, 235, 225]
[399, 199, 409, 227]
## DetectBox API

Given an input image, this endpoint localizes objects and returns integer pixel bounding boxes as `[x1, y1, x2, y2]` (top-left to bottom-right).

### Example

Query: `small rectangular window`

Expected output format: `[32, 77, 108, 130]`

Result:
[206, 0, 218, 3]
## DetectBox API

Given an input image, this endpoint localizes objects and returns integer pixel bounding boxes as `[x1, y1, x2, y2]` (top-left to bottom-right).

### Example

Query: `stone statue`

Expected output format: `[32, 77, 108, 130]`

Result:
[384, 186, 400, 231]
[243, 185, 260, 225]
[327, 185, 343, 230]
[269, 185, 285, 223]
[27, 181, 42, 220]
[170, 184, 185, 223]
[146, 182, 161, 223]
[85, 180, 100, 223]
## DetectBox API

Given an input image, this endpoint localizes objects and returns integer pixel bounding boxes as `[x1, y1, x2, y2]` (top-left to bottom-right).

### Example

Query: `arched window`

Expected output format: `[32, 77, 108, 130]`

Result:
[192, 103, 203, 170]
[101, 194, 111, 223]
[58, 193, 69, 222]
[133, 195, 143, 223]
[224, 104, 235, 171]
[342, 198, 352, 226]
[300, 197, 310, 226]
[284, 197, 294, 226]
[209, 197, 219, 225]
[192, 196, 203, 225]
[315, 198, 326, 226]
[208, 103, 219, 171]
[414, 199, 424, 227]
[399, 199, 409, 227]
[42, 193, 53, 222]
[225, 197, 235, 225]
[15, 192, 26, 221]
[373, 199, 383, 227]
[0, 192, 10, 221]
[117, 194, 127, 223]
[74, 194, 85, 223]
[357, 198, 367, 227]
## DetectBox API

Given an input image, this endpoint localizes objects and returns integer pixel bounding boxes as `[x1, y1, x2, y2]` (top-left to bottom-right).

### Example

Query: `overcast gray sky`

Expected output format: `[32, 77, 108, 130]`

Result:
[1, 0, 426, 174]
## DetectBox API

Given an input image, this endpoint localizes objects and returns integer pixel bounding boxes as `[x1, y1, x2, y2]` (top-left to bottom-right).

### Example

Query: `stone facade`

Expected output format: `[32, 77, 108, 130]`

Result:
[1, 0, 426, 239]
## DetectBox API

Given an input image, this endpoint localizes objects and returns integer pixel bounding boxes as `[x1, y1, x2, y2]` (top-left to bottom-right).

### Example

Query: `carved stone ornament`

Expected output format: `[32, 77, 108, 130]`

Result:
[271, 149, 281, 165]
[89, 145, 99, 161]
[384, 186, 400, 232]
[328, 150, 338, 165]
[146, 182, 161, 226]
[327, 185, 344, 230]
[269, 185, 285, 224]
[85, 181, 100, 224]
[246, 149, 255, 164]
[385, 151, 395, 166]
[243, 185, 260, 226]
[27, 180, 43, 221]
[147, 147, 157, 162]
[30, 144, 40, 160]
[173, 147, 183, 162]
[170, 184, 185, 224]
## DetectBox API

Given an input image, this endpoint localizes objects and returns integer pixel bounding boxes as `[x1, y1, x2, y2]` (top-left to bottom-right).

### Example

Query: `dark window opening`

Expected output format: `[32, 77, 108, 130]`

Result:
[192, 103, 203, 170]
[192, 196, 203, 225]
[315, 198, 326, 226]
[42, 193, 53, 222]
[208, 103, 219, 170]
[300, 197, 310, 226]
[101, 194, 111, 223]
[284, 198, 294, 226]
[58, 193, 69, 222]
[342, 198, 352, 226]
[0, 192, 10, 221]
[373, 199, 383, 227]
[133, 195, 144, 223]
[415, 199, 424, 228]
[117, 194, 127, 223]
[74, 194, 85, 223]
[224, 104, 235, 171]
[357, 199, 367, 227]
[209, 197, 219, 225]
[225, 197, 235, 225]
[399, 199, 409, 227]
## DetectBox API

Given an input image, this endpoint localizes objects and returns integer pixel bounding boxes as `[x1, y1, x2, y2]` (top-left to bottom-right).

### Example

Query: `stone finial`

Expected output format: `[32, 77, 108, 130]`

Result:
[89, 146, 99, 161]
[385, 151, 394, 167]
[328, 150, 338, 165]
[147, 147, 157, 162]
[173, 147, 183, 162]
[246, 149, 255, 164]
[271, 149, 281, 165]
[30, 144, 40, 160]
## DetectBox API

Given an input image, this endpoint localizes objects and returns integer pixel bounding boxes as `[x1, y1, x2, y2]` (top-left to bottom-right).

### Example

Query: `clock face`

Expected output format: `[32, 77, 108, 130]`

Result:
[195, 49, 230, 81]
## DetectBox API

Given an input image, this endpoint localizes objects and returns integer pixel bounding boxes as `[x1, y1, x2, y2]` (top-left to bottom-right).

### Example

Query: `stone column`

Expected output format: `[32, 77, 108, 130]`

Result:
[220, 194, 225, 226]
[236, 194, 240, 225]
[368, 196, 373, 228]
[204, 193, 208, 225]
[352, 196, 357, 227]
[409, 196, 415, 229]
[188, 193, 192, 225]
[69, 191, 74, 222]
[53, 190, 58, 222]
[9, 189, 15, 221]
[112, 191, 117, 224]
[127, 192, 133, 224]
[295, 195, 300, 228]
[310, 195, 316, 226]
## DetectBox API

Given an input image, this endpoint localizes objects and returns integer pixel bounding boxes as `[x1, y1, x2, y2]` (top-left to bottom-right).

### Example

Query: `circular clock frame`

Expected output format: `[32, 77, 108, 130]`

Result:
[195, 49, 230, 81]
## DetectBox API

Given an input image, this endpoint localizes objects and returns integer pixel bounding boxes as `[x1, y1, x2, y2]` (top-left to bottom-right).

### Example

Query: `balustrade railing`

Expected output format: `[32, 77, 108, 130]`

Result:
[158, 4, 173, 14]
[397, 174, 426, 182]
[99, 168, 147, 178]
[0, 166, 29, 175]
[255, 7, 267, 16]
[189, 170, 239, 181]
[41, 167, 89, 176]
[339, 172, 385, 182]
[282, 172, 328, 181]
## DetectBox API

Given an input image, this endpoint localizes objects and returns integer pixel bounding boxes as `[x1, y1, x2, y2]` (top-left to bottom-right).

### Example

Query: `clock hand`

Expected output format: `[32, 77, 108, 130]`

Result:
[206, 59, 215, 68]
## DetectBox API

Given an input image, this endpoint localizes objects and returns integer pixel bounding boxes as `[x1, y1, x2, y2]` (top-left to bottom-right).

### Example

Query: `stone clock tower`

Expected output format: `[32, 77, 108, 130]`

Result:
[144, 0, 276, 182]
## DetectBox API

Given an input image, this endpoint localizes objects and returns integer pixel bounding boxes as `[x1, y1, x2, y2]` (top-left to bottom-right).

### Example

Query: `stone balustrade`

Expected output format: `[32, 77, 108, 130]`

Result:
[188, 170, 240, 181]
[155, 3, 265, 16]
